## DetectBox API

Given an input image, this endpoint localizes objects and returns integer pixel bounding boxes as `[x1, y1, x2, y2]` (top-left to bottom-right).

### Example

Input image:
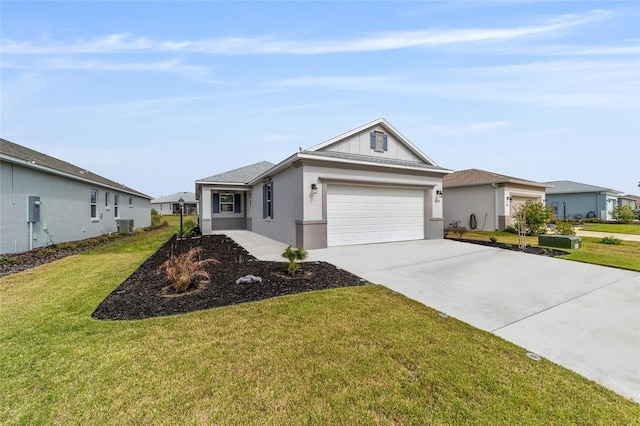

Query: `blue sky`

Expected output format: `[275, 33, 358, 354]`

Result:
[2, 1, 639, 198]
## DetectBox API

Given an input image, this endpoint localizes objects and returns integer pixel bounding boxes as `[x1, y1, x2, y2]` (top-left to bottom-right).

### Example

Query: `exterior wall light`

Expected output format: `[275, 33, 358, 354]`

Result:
[311, 183, 318, 195]
[436, 190, 443, 201]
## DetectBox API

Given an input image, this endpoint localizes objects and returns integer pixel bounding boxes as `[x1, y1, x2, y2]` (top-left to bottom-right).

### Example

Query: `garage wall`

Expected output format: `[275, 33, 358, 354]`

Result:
[444, 185, 497, 231]
[300, 163, 443, 247]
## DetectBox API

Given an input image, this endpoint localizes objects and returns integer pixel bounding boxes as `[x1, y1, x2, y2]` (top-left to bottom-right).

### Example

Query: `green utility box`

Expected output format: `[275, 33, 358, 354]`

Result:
[538, 234, 581, 250]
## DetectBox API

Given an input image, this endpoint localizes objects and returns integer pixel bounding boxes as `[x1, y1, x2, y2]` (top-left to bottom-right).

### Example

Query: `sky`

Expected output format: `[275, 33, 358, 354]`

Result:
[2, 1, 639, 198]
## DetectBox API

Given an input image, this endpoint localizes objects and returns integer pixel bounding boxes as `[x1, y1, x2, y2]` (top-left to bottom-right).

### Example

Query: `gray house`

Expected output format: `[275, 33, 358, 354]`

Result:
[444, 169, 551, 231]
[1, 139, 151, 254]
[196, 118, 451, 249]
[544, 180, 622, 221]
[151, 192, 198, 215]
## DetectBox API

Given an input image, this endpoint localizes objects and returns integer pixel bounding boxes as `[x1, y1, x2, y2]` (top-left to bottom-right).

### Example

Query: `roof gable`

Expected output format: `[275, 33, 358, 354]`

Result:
[0, 138, 150, 198]
[306, 118, 439, 167]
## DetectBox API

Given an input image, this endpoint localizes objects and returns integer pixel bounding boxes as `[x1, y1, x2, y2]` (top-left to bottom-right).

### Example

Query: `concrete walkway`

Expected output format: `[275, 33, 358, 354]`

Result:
[575, 229, 640, 242]
[220, 231, 640, 403]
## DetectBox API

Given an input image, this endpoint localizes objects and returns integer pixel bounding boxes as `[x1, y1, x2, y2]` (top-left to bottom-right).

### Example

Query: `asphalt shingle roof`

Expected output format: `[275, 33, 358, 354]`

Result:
[151, 192, 197, 203]
[0, 138, 150, 198]
[303, 150, 449, 171]
[544, 180, 622, 194]
[444, 168, 546, 188]
[197, 161, 275, 184]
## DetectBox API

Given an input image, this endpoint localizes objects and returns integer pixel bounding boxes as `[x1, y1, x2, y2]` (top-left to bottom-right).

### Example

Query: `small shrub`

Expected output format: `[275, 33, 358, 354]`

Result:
[611, 205, 637, 224]
[600, 236, 622, 245]
[504, 225, 518, 234]
[0, 257, 17, 266]
[151, 208, 163, 227]
[281, 246, 308, 275]
[489, 236, 497, 243]
[158, 247, 220, 293]
[445, 226, 467, 238]
[554, 221, 576, 236]
[57, 242, 78, 250]
[540, 247, 549, 255]
[503, 243, 513, 250]
[36, 248, 56, 257]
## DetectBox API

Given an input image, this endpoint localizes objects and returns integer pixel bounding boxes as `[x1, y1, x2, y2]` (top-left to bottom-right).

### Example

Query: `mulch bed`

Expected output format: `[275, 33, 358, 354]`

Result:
[447, 237, 569, 257]
[92, 235, 368, 321]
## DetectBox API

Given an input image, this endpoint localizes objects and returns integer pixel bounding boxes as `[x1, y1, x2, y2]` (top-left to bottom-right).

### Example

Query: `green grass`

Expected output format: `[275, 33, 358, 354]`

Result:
[1, 226, 639, 424]
[581, 223, 640, 235]
[459, 231, 640, 272]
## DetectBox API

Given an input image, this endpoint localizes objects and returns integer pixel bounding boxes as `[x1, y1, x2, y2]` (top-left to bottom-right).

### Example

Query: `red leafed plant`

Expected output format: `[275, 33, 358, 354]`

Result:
[158, 247, 220, 293]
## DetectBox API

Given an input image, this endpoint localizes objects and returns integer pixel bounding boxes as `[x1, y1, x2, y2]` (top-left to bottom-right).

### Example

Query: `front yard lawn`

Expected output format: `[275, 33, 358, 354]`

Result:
[580, 223, 640, 235]
[1, 226, 638, 424]
[456, 231, 640, 272]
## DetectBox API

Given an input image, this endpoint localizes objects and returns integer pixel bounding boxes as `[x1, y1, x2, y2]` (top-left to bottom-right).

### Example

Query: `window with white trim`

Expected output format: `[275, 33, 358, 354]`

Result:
[114, 194, 119, 217]
[90, 189, 98, 218]
[220, 194, 234, 212]
[105, 192, 110, 208]
[263, 182, 273, 219]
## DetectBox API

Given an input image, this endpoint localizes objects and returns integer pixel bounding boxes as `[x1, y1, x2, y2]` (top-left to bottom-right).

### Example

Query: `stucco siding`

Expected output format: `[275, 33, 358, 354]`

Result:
[250, 165, 303, 247]
[444, 185, 496, 230]
[546, 192, 617, 220]
[1, 162, 150, 254]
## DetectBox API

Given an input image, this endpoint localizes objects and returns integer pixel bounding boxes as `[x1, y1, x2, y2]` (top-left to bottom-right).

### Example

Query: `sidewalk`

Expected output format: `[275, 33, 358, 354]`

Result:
[574, 229, 640, 242]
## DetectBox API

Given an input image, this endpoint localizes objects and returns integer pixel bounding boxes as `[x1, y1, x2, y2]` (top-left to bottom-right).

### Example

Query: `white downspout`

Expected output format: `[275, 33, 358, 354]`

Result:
[29, 222, 33, 251]
[492, 183, 499, 230]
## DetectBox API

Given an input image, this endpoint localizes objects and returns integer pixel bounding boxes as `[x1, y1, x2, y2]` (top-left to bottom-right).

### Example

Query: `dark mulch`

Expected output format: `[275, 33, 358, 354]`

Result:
[92, 235, 368, 321]
[447, 237, 569, 257]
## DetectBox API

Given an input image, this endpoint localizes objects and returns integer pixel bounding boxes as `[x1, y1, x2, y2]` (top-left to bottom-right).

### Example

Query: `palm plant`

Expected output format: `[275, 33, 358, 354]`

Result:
[281, 246, 308, 275]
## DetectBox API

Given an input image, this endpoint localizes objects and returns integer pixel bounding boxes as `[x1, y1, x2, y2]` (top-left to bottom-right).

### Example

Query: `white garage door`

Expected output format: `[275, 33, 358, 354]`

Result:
[327, 184, 424, 246]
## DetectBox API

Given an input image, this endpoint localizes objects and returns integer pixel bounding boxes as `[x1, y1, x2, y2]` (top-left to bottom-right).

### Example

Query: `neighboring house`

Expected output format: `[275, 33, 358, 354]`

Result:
[544, 180, 622, 221]
[151, 192, 198, 215]
[196, 118, 450, 249]
[0, 139, 151, 254]
[443, 169, 550, 231]
[618, 194, 639, 210]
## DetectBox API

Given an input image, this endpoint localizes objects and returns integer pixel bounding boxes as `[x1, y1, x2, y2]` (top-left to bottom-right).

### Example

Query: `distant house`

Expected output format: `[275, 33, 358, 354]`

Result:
[544, 180, 622, 221]
[151, 192, 198, 215]
[196, 118, 450, 249]
[443, 169, 550, 231]
[618, 194, 639, 210]
[0, 139, 151, 254]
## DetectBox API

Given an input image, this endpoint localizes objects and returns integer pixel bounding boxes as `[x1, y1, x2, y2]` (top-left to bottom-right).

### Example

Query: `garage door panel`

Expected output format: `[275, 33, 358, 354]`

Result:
[327, 185, 424, 246]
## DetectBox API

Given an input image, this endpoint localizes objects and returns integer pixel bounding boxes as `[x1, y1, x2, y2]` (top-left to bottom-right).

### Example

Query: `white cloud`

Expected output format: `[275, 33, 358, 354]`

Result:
[0, 9, 611, 56]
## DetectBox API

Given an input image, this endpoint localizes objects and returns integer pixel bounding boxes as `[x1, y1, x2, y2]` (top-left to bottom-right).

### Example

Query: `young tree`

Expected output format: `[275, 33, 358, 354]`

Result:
[517, 200, 554, 235]
[512, 203, 528, 250]
[611, 205, 637, 223]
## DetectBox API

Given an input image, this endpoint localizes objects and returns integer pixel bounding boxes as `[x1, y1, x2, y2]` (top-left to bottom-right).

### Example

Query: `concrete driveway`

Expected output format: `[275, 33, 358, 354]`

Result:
[222, 231, 639, 402]
[308, 239, 640, 403]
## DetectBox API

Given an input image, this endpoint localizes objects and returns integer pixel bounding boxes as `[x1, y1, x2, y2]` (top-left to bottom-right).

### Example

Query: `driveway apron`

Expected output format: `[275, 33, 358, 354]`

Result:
[309, 239, 640, 403]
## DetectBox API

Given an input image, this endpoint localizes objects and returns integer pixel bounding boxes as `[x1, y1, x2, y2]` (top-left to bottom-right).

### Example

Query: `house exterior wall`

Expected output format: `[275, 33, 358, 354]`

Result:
[198, 185, 249, 233]
[443, 184, 545, 231]
[444, 185, 497, 231]
[325, 124, 421, 163]
[250, 165, 303, 247]
[1, 161, 150, 254]
[151, 202, 173, 214]
[546, 192, 618, 221]
[298, 162, 443, 248]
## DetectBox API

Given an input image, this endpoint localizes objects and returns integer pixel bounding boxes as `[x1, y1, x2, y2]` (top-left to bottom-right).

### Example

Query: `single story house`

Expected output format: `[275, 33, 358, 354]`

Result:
[1, 139, 151, 254]
[151, 192, 198, 215]
[544, 180, 622, 221]
[196, 118, 451, 249]
[443, 169, 550, 231]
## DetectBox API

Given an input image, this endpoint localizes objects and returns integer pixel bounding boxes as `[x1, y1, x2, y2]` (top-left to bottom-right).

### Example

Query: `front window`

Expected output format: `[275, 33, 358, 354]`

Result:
[90, 189, 98, 218]
[220, 194, 234, 212]
[114, 195, 119, 217]
[129, 197, 133, 207]
[105, 192, 110, 207]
